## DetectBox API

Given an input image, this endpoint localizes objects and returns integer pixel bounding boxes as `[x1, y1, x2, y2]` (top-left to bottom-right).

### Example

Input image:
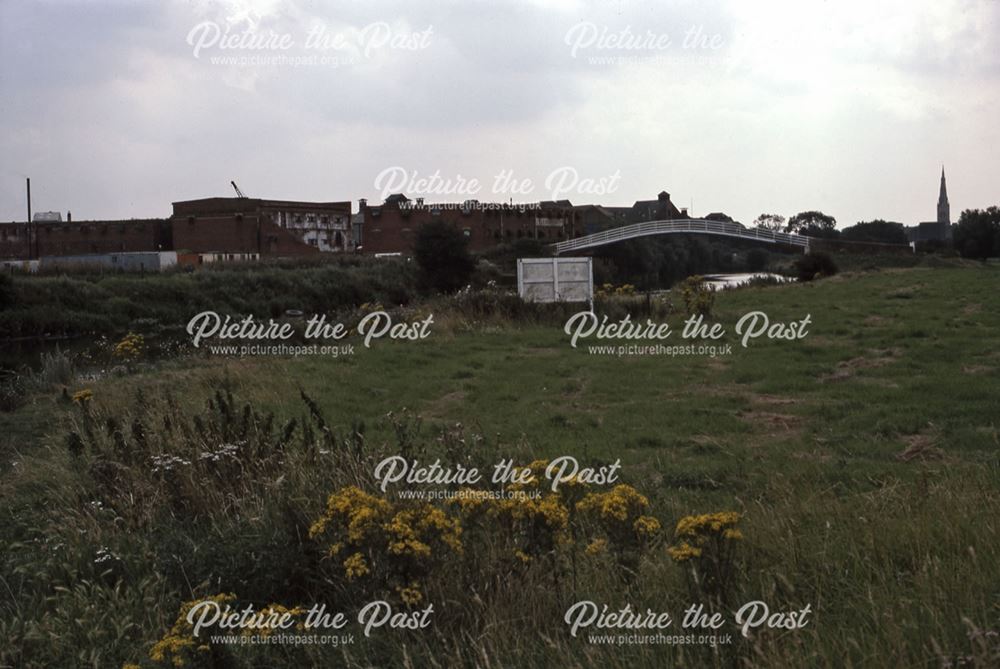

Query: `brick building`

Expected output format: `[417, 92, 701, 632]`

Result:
[0, 218, 168, 260]
[171, 197, 353, 256]
[359, 194, 579, 254]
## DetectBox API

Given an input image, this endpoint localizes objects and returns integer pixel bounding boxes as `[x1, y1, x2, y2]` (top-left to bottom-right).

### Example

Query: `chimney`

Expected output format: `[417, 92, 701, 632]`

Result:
[416, 197, 424, 207]
[67, 211, 72, 222]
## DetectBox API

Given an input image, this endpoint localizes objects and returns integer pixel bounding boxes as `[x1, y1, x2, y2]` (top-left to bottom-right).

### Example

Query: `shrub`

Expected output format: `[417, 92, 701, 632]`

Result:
[414, 220, 476, 294]
[794, 252, 838, 281]
[679, 275, 715, 318]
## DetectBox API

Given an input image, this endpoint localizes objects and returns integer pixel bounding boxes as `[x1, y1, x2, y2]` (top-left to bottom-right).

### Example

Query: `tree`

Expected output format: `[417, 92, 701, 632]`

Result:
[953, 207, 1000, 259]
[786, 211, 838, 238]
[413, 220, 476, 293]
[840, 219, 907, 244]
[753, 213, 785, 232]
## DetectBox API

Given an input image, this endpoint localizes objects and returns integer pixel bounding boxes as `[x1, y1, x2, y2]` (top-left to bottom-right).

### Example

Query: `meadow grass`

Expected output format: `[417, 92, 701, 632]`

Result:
[0, 265, 997, 668]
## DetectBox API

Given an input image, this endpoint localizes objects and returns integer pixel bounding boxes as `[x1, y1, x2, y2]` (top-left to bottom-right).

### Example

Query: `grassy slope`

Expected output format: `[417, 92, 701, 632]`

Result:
[1, 265, 998, 667]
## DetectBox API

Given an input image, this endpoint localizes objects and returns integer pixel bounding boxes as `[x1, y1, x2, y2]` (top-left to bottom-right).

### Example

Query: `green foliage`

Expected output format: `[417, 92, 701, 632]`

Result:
[2, 266, 999, 667]
[752, 213, 786, 232]
[841, 219, 908, 244]
[794, 251, 839, 281]
[0, 257, 417, 339]
[953, 206, 1000, 259]
[679, 275, 715, 317]
[787, 210, 839, 238]
[0, 273, 13, 310]
[413, 220, 476, 294]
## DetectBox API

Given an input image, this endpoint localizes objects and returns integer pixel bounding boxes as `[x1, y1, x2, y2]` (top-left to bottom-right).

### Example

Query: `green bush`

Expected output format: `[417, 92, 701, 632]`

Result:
[794, 252, 839, 281]
[414, 221, 476, 294]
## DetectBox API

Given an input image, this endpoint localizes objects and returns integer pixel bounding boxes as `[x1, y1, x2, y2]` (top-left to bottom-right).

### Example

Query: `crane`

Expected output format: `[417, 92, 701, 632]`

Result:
[231, 180, 248, 199]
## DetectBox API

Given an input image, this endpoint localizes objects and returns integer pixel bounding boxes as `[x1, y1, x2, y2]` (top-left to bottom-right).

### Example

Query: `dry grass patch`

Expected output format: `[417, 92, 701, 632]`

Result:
[821, 347, 902, 382]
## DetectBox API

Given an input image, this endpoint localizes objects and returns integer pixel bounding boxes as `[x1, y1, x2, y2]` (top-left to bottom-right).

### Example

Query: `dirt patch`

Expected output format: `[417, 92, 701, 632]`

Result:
[423, 390, 467, 418]
[706, 358, 730, 371]
[864, 315, 890, 326]
[895, 434, 945, 462]
[961, 303, 982, 315]
[792, 449, 833, 463]
[821, 348, 901, 382]
[739, 410, 803, 436]
[751, 394, 800, 406]
[962, 365, 995, 375]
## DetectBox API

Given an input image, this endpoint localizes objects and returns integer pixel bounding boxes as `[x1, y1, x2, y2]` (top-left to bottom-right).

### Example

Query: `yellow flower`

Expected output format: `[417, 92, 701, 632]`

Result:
[112, 332, 145, 360]
[666, 541, 703, 562]
[343, 552, 369, 580]
[396, 583, 423, 605]
[149, 593, 235, 666]
[72, 389, 93, 404]
[577, 485, 650, 523]
[514, 549, 533, 564]
[633, 515, 661, 537]
[667, 511, 743, 562]
[585, 538, 607, 555]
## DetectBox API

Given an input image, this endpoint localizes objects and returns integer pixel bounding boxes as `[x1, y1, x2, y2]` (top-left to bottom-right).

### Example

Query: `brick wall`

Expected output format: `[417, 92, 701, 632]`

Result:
[0, 220, 167, 260]
[171, 214, 321, 256]
[361, 201, 578, 254]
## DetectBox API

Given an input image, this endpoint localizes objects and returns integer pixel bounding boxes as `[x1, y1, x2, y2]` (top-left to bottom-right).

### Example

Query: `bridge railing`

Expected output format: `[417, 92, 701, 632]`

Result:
[550, 219, 810, 255]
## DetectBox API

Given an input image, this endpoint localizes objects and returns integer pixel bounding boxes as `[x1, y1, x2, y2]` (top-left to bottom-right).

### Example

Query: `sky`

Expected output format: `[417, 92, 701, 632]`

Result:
[1, 0, 997, 228]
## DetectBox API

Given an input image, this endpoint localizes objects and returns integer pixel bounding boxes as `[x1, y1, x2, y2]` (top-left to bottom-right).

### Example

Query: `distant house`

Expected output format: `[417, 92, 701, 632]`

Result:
[627, 191, 685, 223]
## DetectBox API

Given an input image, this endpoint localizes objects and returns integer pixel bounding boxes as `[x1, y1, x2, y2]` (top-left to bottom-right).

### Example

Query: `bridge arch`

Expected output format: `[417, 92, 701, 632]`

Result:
[550, 219, 810, 255]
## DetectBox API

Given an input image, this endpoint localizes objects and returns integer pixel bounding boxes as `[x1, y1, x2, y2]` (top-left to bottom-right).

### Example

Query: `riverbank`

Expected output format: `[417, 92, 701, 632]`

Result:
[2, 265, 998, 668]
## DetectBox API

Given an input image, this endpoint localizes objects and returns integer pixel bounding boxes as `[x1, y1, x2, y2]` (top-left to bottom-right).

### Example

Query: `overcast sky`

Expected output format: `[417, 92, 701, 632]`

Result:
[1, 0, 997, 227]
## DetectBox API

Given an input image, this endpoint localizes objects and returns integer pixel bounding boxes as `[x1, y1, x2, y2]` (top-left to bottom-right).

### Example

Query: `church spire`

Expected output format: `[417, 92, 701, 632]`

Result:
[937, 166, 950, 227]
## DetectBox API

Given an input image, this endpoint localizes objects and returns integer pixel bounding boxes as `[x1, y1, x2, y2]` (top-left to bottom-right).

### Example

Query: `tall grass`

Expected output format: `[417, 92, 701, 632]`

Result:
[0, 257, 417, 339]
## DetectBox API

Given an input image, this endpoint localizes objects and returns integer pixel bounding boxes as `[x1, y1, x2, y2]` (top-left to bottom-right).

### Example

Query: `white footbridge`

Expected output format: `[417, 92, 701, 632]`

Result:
[550, 219, 810, 255]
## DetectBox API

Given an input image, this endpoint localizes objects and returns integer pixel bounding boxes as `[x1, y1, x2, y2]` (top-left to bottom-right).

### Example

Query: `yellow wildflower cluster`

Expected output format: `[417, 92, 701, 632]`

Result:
[577, 484, 651, 523]
[309, 486, 463, 603]
[396, 583, 424, 605]
[309, 486, 392, 544]
[667, 511, 743, 563]
[449, 461, 574, 563]
[149, 593, 234, 667]
[633, 515, 662, 537]
[576, 485, 661, 571]
[595, 283, 637, 298]
[386, 505, 463, 557]
[112, 332, 144, 361]
[343, 552, 370, 580]
[665, 542, 703, 562]
[72, 388, 93, 404]
[240, 604, 307, 638]
[494, 494, 569, 531]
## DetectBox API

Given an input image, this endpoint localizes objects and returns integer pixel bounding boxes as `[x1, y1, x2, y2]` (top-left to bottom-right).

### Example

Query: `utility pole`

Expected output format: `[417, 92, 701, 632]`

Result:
[26, 177, 33, 260]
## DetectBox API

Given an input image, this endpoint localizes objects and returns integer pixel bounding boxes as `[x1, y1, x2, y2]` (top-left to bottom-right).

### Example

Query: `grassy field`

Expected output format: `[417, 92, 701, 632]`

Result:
[1, 265, 998, 668]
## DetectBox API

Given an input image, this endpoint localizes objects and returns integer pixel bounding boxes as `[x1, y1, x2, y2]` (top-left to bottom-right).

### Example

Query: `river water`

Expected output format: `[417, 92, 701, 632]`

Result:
[701, 272, 793, 291]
